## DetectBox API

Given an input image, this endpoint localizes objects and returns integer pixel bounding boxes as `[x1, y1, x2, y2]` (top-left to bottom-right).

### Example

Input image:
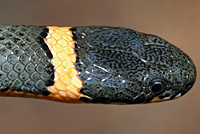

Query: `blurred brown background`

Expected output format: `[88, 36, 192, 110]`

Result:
[0, 0, 199, 134]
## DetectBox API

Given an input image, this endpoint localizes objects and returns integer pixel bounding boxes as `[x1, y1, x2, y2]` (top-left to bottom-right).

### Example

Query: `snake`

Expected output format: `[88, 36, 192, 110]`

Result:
[0, 25, 196, 104]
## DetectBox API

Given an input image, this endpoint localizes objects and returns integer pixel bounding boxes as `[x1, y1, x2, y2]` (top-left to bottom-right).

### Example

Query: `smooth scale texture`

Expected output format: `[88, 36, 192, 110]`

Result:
[72, 26, 196, 103]
[0, 25, 196, 104]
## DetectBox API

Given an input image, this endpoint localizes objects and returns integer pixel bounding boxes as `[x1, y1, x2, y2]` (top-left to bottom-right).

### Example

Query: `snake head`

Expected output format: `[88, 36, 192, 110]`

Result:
[72, 27, 196, 104]
[149, 46, 196, 103]
[143, 35, 197, 103]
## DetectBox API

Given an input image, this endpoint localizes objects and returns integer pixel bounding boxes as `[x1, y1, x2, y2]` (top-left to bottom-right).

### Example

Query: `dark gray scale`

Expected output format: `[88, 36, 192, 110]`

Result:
[0, 25, 54, 95]
[71, 26, 196, 104]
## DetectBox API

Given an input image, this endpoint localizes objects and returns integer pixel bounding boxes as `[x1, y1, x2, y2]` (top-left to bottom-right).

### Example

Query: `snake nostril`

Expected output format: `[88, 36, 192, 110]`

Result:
[185, 81, 195, 90]
[185, 84, 192, 89]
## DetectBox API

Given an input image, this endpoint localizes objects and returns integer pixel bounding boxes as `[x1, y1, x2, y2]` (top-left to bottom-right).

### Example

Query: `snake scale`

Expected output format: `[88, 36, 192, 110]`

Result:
[0, 25, 196, 104]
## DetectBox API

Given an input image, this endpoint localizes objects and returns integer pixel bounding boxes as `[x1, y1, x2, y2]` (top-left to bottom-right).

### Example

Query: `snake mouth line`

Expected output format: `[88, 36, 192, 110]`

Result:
[149, 93, 181, 103]
[149, 96, 170, 103]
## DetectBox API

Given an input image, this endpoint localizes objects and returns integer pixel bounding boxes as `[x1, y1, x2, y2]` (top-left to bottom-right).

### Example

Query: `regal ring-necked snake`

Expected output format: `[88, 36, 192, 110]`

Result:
[0, 25, 196, 104]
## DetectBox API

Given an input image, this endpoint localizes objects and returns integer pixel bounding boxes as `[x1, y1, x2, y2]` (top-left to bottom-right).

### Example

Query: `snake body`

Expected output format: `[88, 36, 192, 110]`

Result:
[0, 25, 196, 104]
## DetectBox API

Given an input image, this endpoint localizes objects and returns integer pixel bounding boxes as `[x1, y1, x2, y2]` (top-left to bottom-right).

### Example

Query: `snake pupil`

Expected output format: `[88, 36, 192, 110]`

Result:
[151, 82, 163, 93]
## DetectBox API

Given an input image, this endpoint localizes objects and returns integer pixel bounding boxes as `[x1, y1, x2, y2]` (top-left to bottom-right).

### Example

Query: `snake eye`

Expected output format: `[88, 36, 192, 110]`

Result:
[151, 81, 165, 93]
